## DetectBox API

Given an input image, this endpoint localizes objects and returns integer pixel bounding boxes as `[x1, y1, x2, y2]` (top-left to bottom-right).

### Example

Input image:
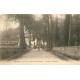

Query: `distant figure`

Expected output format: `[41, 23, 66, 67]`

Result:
[37, 34, 41, 51]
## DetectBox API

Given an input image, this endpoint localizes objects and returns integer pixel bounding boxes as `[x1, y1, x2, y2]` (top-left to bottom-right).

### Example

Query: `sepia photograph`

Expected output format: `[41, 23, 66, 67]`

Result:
[1, 0, 80, 80]
[0, 14, 80, 64]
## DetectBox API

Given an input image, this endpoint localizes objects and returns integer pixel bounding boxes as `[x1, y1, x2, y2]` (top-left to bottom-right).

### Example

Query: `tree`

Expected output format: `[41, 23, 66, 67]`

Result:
[75, 15, 80, 46]
[6, 14, 34, 49]
[24, 14, 35, 48]
[41, 14, 49, 45]
[69, 14, 80, 46]
[48, 14, 54, 49]
[68, 14, 72, 46]
[54, 15, 59, 46]
[64, 14, 71, 46]
[15, 15, 27, 49]
[41, 14, 55, 50]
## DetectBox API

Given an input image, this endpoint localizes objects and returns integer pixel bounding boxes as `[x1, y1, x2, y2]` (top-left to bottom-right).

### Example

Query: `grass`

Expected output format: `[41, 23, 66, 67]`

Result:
[53, 46, 80, 60]
[0, 47, 29, 60]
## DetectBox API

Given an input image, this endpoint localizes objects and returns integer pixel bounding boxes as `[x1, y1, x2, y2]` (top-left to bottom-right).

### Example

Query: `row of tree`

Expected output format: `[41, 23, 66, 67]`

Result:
[41, 14, 80, 50]
[1, 14, 80, 50]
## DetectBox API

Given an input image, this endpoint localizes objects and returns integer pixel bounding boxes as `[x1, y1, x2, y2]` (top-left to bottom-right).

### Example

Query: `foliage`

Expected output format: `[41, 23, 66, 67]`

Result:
[1, 14, 80, 50]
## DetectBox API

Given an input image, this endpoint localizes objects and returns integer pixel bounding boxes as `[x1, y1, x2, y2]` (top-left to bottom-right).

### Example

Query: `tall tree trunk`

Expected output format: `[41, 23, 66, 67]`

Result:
[51, 15, 55, 47]
[47, 15, 50, 48]
[68, 15, 72, 46]
[55, 15, 59, 46]
[29, 30, 31, 48]
[49, 14, 53, 49]
[75, 15, 80, 46]
[47, 14, 53, 50]
[64, 14, 71, 46]
[77, 24, 80, 46]
[19, 20, 26, 49]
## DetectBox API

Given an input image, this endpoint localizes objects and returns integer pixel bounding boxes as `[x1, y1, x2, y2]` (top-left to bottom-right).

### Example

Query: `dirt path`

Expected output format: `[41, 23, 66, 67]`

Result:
[0, 49, 79, 64]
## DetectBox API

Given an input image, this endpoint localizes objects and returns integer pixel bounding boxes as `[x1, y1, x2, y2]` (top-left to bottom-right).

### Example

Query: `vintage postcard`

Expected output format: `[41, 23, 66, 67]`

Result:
[0, 14, 80, 64]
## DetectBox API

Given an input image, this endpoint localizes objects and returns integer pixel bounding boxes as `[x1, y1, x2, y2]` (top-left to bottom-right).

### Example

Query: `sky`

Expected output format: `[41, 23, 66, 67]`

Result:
[0, 15, 19, 31]
[34, 14, 42, 21]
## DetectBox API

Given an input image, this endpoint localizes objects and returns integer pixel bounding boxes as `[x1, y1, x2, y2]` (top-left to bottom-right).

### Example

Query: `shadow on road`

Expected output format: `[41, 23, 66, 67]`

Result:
[51, 51, 71, 61]
[0, 48, 31, 61]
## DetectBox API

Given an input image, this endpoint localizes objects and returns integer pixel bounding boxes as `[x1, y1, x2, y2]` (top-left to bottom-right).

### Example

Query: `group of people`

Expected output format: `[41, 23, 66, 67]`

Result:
[32, 34, 42, 51]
